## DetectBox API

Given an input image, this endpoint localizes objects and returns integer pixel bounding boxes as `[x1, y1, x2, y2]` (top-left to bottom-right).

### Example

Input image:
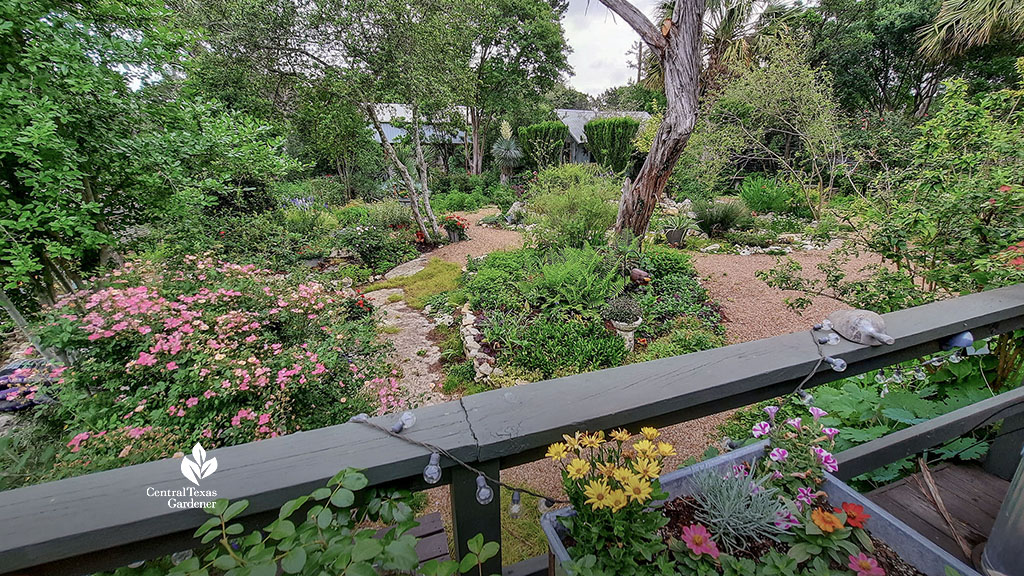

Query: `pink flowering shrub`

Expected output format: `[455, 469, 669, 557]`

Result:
[33, 256, 390, 478]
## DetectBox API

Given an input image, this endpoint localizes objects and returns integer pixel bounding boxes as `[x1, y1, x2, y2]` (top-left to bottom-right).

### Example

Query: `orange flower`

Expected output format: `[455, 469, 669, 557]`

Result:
[834, 502, 870, 529]
[812, 508, 844, 533]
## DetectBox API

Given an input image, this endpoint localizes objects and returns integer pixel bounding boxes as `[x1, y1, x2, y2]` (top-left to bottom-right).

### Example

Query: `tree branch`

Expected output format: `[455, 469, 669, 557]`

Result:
[597, 0, 667, 53]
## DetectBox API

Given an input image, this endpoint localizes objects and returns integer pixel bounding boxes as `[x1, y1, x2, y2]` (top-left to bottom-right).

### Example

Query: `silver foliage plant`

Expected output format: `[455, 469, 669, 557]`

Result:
[690, 467, 788, 553]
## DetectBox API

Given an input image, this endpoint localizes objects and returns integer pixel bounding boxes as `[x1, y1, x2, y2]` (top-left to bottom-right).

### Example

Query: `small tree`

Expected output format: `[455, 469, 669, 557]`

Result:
[490, 121, 524, 183]
[584, 116, 641, 173]
[518, 121, 568, 169]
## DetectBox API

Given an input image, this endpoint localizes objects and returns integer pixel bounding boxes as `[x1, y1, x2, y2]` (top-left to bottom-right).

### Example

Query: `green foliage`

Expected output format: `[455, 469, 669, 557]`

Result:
[508, 313, 627, 378]
[584, 117, 641, 173]
[366, 259, 462, 309]
[519, 246, 625, 313]
[106, 468, 497, 576]
[640, 246, 698, 278]
[464, 268, 530, 311]
[364, 200, 415, 229]
[337, 227, 419, 273]
[529, 168, 619, 250]
[518, 121, 568, 169]
[693, 200, 752, 238]
[738, 175, 807, 216]
[691, 469, 787, 553]
[601, 296, 642, 323]
[632, 319, 727, 362]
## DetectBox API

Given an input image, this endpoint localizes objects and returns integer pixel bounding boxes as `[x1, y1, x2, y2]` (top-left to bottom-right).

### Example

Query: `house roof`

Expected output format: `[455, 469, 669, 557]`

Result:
[554, 109, 652, 144]
[370, 103, 468, 144]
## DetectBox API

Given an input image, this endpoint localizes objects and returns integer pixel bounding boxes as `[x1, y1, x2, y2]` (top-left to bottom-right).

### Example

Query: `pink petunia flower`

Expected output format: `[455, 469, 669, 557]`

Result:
[808, 406, 828, 421]
[681, 524, 720, 559]
[823, 427, 840, 441]
[786, 417, 802, 431]
[769, 448, 789, 462]
[752, 421, 771, 438]
[764, 405, 779, 422]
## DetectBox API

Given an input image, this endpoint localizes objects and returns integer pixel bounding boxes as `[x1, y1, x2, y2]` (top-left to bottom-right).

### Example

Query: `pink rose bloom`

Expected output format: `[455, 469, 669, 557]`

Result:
[681, 524, 720, 559]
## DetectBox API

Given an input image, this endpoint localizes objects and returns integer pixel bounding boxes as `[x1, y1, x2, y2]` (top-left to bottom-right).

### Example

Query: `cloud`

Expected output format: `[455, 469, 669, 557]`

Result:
[562, 0, 661, 96]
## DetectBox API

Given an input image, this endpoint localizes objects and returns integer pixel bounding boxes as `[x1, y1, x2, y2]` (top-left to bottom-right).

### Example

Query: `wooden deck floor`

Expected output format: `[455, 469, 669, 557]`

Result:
[867, 463, 1010, 565]
[375, 512, 450, 564]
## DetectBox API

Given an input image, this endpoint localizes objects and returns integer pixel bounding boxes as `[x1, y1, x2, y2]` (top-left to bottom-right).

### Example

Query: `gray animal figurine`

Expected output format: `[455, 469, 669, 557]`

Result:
[827, 309, 895, 346]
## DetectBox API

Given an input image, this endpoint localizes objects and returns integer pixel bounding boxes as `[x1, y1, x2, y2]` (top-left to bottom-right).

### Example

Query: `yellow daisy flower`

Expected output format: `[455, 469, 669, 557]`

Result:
[657, 441, 677, 457]
[610, 429, 631, 442]
[613, 467, 637, 486]
[580, 432, 602, 449]
[633, 439, 657, 457]
[583, 479, 611, 510]
[545, 442, 569, 461]
[634, 457, 661, 480]
[562, 432, 582, 451]
[595, 462, 617, 477]
[624, 476, 653, 503]
[566, 458, 591, 480]
[641, 427, 660, 440]
[608, 489, 629, 512]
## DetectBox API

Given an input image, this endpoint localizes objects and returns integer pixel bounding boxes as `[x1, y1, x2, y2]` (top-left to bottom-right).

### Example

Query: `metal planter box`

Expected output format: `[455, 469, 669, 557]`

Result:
[540, 442, 980, 576]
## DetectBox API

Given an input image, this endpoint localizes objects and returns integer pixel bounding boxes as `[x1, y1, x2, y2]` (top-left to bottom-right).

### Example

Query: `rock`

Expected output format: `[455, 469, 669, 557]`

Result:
[477, 362, 494, 376]
[777, 233, 803, 244]
[491, 367, 505, 377]
[701, 244, 721, 253]
[462, 314, 475, 327]
[663, 207, 679, 215]
[436, 314, 454, 327]
[384, 256, 428, 280]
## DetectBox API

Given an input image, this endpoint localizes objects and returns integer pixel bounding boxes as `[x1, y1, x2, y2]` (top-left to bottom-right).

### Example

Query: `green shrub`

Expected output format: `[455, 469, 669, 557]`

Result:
[584, 116, 640, 173]
[520, 245, 624, 313]
[738, 174, 804, 215]
[633, 319, 727, 362]
[666, 156, 719, 203]
[530, 171, 619, 250]
[693, 200, 751, 237]
[636, 275, 719, 337]
[508, 313, 627, 378]
[332, 203, 370, 226]
[365, 200, 414, 229]
[518, 121, 568, 169]
[442, 360, 477, 394]
[722, 230, 778, 248]
[474, 249, 539, 276]
[464, 267, 529, 311]
[281, 207, 339, 234]
[209, 179, 277, 214]
[530, 164, 608, 197]
[640, 245, 696, 278]
[337, 227, 418, 272]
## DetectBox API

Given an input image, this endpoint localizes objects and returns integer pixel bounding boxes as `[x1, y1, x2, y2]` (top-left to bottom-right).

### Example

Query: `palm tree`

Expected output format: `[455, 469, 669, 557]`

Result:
[918, 0, 1024, 58]
[643, 0, 798, 95]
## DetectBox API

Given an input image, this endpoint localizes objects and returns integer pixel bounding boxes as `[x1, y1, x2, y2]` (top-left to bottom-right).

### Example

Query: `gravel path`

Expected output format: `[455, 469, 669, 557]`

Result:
[427, 208, 524, 264]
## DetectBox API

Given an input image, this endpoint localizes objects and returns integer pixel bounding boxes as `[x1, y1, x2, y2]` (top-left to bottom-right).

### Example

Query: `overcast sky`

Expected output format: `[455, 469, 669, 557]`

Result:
[562, 0, 662, 96]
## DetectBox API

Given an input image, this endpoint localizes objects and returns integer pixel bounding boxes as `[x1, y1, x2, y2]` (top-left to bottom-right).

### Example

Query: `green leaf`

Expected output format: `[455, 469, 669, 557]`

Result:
[249, 563, 277, 576]
[330, 488, 354, 508]
[212, 555, 237, 570]
[193, 517, 220, 538]
[311, 487, 331, 501]
[351, 538, 383, 563]
[467, 533, 484, 555]
[269, 520, 295, 540]
[281, 546, 307, 574]
[478, 541, 499, 563]
[279, 496, 308, 520]
[222, 501, 249, 522]
[316, 507, 333, 529]
[459, 552, 479, 573]
[340, 472, 369, 491]
[346, 562, 377, 576]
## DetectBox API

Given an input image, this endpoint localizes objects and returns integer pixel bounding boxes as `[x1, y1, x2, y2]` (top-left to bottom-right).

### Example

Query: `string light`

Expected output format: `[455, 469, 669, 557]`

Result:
[817, 333, 841, 346]
[538, 498, 554, 514]
[875, 369, 888, 384]
[475, 475, 494, 505]
[813, 319, 834, 331]
[890, 369, 905, 384]
[823, 356, 847, 372]
[796, 389, 814, 405]
[948, 349, 964, 363]
[422, 453, 442, 484]
[390, 410, 417, 433]
[509, 491, 522, 519]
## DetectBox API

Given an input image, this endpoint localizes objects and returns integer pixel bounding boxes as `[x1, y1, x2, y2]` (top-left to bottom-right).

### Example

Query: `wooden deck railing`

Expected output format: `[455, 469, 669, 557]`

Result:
[1, 284, 1023, 576]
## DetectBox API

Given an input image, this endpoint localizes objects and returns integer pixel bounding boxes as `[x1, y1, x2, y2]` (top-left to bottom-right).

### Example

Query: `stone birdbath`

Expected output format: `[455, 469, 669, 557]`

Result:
[602, 296, 644, 352]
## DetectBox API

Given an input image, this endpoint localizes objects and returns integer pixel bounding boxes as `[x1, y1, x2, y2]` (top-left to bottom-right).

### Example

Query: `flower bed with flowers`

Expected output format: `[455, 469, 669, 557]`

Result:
[441, 214, 470, 241]
[12, 256, 397, 487]
[545, 405, 927, 576]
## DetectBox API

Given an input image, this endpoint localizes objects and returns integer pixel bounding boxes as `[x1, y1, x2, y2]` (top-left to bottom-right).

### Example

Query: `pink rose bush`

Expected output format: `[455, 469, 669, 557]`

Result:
[34, 256, 390, 477]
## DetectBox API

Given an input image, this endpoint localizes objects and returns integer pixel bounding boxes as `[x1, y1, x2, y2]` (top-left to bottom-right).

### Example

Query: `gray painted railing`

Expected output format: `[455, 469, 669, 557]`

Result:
[1, 284, 1023, 576]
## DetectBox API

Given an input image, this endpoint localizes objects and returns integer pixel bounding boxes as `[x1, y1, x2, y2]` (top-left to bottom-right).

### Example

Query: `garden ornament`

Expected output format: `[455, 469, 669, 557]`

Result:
[629, 268, 651, 285]
[827, 310, 895, 346]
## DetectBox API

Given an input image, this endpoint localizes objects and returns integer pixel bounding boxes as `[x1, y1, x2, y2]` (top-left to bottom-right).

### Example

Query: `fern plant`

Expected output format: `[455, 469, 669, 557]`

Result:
[690, 468, 788, 553]
[519, 245, 625, 313]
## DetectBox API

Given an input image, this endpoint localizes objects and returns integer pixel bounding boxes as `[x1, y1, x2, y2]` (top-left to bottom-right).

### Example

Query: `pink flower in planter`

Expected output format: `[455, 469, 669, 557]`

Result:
[764, 405, 780, 422]
[769, 448, 789, 462]
[796, 487, 817, 509]
[848, 553, 885, 576]
[751, 421, 771, 438]
[823, 427, 840, 441]
[808, 406, 828, 421]
[774, 510, 800, 529]
[681, 524, 720, 559]
[786, 417, 802, 431]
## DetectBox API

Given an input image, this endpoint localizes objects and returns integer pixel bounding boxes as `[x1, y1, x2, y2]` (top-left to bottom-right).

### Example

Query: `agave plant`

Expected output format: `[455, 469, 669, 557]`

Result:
[491, 123, 524, 184]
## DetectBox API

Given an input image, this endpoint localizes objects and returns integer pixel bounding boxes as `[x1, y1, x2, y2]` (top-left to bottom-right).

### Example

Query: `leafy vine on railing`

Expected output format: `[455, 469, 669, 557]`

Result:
[103, 468, 498, 576]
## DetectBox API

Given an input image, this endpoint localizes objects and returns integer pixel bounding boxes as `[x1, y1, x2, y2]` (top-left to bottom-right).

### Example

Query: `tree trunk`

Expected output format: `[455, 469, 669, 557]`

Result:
[412, 106, 441, 236]
[365, 105, 432, 238]
[602, 0, 704, 238]
[469, 107, 484, 175]
[82, 176, 124, 267]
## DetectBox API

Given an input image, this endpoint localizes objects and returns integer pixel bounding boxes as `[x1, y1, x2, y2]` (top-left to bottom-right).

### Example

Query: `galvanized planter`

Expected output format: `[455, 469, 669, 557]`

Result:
[540, 442, 980, 576]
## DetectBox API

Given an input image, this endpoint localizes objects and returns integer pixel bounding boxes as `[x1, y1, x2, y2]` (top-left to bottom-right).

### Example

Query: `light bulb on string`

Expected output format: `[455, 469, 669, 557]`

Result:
[881, 383, 889, 398]
[929, 357, 945, 368]
[400, 411, 416, 429]
[948, 349, 964, 364]
[475, 475, 494, 505]
[818, 333, 841, 346]
[796, 389, 814, 405]
[813, 319, 834, 331]
[914, 366, 927, 381]
[874, 369, 888, 384]
[538, 497, 554, 514]
[890, 369, 905, 384]
[510, 491, 522, 519]
[423, 453, 442, 485]
[824, 356, 846, 372]
[349, 413, 369, 423]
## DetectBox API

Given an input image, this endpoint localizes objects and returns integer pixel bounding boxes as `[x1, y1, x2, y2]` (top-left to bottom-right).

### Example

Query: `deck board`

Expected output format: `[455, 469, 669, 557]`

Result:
[375, 512, 449, 563]
[866, 464, 1009, 565]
